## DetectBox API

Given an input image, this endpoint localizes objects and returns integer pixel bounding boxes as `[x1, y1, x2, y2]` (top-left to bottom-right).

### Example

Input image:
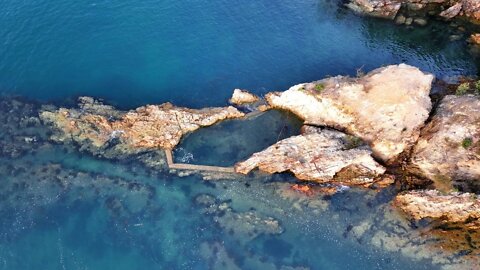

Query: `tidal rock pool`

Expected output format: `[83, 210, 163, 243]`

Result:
[0, 96, 478, 270]
[0, 0, 480, 270]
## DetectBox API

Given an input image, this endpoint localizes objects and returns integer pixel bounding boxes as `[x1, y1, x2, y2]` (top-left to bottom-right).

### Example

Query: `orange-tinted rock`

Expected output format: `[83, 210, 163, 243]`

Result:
[290, 184, 340, 196]
[41, 97, 245, 156]
[394, 190, 480, 229]
[462, 0, 480, 23]
[470, 33, 480, 45]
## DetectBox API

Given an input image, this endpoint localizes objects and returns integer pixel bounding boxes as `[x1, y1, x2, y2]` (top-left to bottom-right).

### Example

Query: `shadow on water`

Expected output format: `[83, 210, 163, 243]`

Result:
[329, 1, 480, 77]
[174, 110, 303, 167]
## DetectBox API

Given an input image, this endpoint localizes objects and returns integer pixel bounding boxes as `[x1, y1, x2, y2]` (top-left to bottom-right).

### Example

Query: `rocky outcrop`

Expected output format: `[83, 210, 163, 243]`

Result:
[40, 97, 245, 156]
[346, 0, 401, 19]
[440, 3, 463, 20]
[408, 95, 480, 192]
[347, 0, 480, 24]
[394, 190, 480, 229]
[470, 33, 480, 45]
[462, 0, 480, 23]
[266, 64, 433, 163]
[229, 89, 260, 105]
[195, 194, 283, 241]
[235, 126, 386, 187]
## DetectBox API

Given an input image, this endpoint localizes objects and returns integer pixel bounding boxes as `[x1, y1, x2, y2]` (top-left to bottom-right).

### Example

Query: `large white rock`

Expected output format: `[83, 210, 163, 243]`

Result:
[409, 95, 480, 191]
[266, 64, 434, 163]
[235, 127, 386, 187]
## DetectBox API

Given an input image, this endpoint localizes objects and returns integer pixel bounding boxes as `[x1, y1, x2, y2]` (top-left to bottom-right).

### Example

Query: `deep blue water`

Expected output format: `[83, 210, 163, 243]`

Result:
[0, 0, 479, 269]
[0, 0, 477, 108]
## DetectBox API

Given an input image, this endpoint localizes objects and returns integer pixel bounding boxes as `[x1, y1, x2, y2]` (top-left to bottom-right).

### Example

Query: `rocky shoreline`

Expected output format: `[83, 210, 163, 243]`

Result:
[247, 64, 480, 232]
[346, 0, 480, 24]
[38, 64, 480, 236]
[31, 63, 479, 267]
[346, 0, 480, 47]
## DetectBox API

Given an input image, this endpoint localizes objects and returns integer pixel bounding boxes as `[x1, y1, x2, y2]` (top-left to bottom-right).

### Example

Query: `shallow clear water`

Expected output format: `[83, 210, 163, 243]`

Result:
[0, 0, 479, 269]
[0, 146, 439, 270]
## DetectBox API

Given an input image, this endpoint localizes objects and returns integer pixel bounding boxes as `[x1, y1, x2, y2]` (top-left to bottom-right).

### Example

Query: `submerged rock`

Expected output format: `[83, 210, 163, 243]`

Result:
[265, 64, 433, 163]
[199, 242, 241, 270]
[235, 127, 386, 187]
[408, 95, 480, 192]
[199, 241, 310, 270]
[0, 97, 49, 158]
[394, 190, 480, 229]
[196, 194, 283, 241]
[229, 89, 260, 105]
[40, 97, 245, 156]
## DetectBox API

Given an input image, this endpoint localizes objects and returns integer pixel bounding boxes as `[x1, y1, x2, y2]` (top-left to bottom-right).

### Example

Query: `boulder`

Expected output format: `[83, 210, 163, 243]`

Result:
[229, 89, 260, 105]
[469, 33, 480, 45]
[40, 97, 245, 156]
[394, 190, 480, 229]
[235, 126, 386, 187]
[408, 95, 480, 192]
[413, 18, 428, 26]
[439, 3, 462, 20]
[265, 64, 434, 163]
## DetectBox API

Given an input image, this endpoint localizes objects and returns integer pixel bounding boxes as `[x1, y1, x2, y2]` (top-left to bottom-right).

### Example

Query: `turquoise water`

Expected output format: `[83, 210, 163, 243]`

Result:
[0, 0, 479, 269]
[0, 145, 440, 270]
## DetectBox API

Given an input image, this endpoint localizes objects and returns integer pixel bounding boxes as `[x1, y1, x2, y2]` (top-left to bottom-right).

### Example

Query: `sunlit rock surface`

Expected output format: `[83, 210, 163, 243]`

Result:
[408, 95, 480, 192]
[40, 97, 245, 156]
[229, 89, 260, 105]
[462, 0, 480, 23]
[235, 126, 386, 187]
[265, 64, 433, 163]
[470, 33, 480, 45]
[346, 0, 401, 19]
[394, 190, 480, 229]
[347, 0, 480, 24]
[366, 202, 480, 269]
[440, 3, 463, 20]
